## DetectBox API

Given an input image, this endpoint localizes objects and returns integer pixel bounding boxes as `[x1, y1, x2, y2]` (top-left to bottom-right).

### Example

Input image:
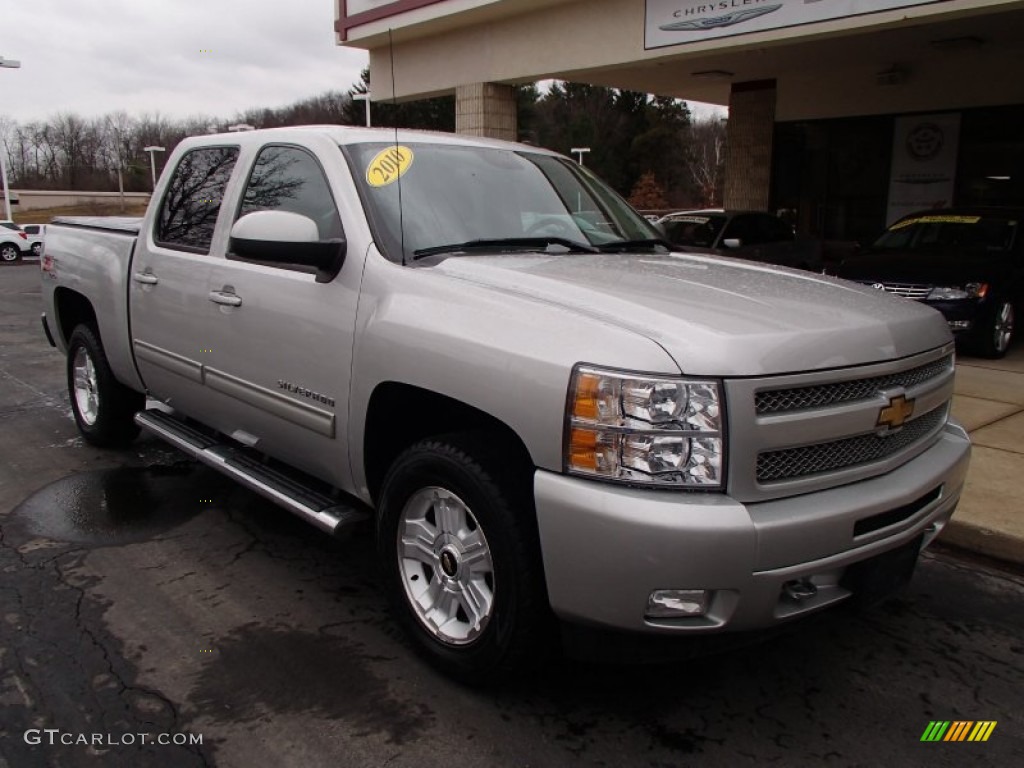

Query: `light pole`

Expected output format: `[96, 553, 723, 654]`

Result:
[1, 56, 22, 221]
[352, 92, 372, 127]
[570, 147, 591, 166]
[143, 146, 165, 190]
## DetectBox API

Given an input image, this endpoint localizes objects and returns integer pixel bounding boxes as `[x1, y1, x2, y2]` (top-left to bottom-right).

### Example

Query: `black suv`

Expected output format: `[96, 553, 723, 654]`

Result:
[836, 208, 1021, 358]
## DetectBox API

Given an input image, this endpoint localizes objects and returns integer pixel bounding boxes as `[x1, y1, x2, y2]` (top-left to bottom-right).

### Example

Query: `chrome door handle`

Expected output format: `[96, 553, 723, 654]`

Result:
[133, 272, 159, 285]
[208, 291, 242, 307]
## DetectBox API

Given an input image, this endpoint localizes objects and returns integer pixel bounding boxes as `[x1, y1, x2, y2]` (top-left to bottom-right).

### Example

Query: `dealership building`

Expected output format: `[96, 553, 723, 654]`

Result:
[337, 0, 1024, 243]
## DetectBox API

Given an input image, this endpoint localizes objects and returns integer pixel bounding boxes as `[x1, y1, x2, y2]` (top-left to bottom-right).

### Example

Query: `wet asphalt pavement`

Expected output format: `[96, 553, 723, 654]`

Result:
[1, 263, 1022, 767]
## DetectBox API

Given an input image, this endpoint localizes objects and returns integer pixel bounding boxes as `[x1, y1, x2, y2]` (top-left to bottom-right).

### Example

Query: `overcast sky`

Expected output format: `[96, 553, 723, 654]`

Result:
[0, 0, 723, 126]
[1, 0, 367, 124]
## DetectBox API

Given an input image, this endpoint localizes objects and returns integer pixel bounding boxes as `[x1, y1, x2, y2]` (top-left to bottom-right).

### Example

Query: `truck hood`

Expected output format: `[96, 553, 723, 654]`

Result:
[430, 251, 951, 376]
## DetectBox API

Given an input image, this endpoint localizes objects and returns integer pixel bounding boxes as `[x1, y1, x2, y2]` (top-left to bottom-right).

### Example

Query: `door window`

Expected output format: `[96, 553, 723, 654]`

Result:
[238, 145, 344, 241]
[722, 215, 757, 246]
[155, 147, 239, 253]
[757, 214, 795, 243]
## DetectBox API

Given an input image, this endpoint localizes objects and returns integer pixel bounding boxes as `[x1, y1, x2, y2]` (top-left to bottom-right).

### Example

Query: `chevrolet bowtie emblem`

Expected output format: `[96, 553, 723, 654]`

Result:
[878, 394, 915, 430]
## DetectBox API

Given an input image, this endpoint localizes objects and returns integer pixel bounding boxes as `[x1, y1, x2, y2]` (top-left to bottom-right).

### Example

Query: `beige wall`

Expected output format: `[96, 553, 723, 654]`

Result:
[351, 0, 1024, 121]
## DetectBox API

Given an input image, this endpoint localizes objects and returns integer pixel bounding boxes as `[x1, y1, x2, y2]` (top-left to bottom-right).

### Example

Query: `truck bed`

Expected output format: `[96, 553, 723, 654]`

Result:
[51, 216, 143, 235]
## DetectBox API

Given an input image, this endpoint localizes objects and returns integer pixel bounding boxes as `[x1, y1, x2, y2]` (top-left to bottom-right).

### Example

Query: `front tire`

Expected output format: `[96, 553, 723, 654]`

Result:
[0, 243, 20, 262]
[377, 437, 548, 681]
[67, 325, 145, 447]
[975, 299, 1015, 359]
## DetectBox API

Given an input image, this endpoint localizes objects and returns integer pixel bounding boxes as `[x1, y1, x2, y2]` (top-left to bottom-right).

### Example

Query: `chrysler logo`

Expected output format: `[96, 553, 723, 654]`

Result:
[878, 394, 915, 430]
[659, 4, 782, 32]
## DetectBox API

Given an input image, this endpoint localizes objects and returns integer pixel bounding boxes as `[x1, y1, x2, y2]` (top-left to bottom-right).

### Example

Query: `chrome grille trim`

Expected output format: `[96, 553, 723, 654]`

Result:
[756, 406, 948, 483]
[755, 355, 953, 415]
[723, 344, 956, 504]
[857, 281, 931, 300]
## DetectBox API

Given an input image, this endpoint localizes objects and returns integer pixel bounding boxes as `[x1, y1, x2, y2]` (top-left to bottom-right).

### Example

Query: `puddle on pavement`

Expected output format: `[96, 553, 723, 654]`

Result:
[9, 462, 233, 546]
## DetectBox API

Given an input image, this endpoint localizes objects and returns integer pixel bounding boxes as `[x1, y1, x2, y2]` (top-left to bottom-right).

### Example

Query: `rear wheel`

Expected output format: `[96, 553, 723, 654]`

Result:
[975, 299, 1015, 359]
[377, 436, 548, 681]
[67, 325, 145, 447]
[0, 243, 20, 262]
[31, 242, 42, 257]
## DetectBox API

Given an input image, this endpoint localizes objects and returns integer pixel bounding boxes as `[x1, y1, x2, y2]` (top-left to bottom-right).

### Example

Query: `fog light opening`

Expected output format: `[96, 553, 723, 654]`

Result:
[646, 589, 709, 619]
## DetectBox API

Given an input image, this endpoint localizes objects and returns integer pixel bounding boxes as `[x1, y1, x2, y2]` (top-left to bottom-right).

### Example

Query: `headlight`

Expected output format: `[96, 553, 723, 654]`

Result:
[565, 366, 725, 488]
[927, 283, 988, 300]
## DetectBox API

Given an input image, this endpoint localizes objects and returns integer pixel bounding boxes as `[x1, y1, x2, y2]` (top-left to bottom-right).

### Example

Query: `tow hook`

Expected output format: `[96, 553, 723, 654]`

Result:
[783, 578, 818, 602]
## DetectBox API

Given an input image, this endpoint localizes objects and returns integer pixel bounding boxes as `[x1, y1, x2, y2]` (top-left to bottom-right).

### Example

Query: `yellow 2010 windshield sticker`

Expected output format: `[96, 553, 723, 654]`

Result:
[366, 146, 414, 188]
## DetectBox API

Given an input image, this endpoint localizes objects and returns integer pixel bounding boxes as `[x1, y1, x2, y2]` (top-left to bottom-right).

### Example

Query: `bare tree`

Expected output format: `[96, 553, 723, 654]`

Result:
[686, 118, 727, 207]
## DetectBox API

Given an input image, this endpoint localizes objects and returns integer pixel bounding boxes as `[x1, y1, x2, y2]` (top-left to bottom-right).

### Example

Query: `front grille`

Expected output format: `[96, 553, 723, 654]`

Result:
[858, 281, 931, 300]
[755, 355, 952, 415]
[756, 406, 947, 483]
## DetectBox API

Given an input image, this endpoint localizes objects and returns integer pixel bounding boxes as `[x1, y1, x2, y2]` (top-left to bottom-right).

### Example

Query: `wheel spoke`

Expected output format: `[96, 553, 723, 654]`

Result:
[460, 528, 491, 569]
[459, 577, 493, 630]
[434, 494, 465, 535]
[427, 587, 459, 629]
[399, 531, 436, 565]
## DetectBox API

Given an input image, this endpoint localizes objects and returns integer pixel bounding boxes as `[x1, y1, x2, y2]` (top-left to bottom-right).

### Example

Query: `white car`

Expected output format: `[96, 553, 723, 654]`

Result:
[21, 224, 45, 257]
[0, 221, 31, 262]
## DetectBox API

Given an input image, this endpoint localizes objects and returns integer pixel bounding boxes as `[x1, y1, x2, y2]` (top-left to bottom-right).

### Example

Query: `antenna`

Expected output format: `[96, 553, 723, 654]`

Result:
[388, 28, 407, 267]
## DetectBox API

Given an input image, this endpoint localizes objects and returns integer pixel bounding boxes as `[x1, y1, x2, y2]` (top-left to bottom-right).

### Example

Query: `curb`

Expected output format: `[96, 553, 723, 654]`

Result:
[939, 518, 1024, 568]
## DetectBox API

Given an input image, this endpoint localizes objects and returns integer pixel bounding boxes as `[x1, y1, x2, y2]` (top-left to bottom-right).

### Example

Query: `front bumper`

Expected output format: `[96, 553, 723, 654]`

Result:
[534, 422, 970, 634]
[922, 298, 983, 334]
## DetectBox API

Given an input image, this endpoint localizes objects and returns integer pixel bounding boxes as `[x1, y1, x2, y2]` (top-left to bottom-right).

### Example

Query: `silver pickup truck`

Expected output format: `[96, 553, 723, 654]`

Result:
[41, 126, 970, 679]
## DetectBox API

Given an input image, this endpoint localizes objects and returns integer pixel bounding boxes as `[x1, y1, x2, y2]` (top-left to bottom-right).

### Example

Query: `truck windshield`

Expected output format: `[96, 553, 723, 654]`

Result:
[343, 142, 664, 263]
[872, 214, 1017, 254]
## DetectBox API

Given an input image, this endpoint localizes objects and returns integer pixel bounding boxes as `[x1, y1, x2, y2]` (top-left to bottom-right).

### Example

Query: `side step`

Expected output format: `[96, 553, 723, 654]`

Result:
[136, 409, 370, 537]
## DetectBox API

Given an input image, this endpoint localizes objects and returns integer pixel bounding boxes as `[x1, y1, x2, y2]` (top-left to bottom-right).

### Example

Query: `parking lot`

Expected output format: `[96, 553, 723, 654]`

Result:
[1, 261, 1022, 767]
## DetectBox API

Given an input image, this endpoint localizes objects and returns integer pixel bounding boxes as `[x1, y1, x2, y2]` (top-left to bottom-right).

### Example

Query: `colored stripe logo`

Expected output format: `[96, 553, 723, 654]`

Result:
[921, 721, 997, 742]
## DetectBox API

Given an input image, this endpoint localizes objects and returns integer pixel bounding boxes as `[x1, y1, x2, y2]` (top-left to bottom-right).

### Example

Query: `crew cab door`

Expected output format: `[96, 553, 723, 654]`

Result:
[199, 142, 359, 488]
[131, 145, 241, 419]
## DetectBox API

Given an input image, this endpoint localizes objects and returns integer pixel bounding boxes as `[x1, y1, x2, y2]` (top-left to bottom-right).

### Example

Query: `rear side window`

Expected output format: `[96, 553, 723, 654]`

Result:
[237, 145, 343, 240]
[155, 147, 239, 252]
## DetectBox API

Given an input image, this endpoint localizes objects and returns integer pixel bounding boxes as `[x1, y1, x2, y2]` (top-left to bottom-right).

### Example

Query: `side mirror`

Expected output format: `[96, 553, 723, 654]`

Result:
[722, 237, 742, 249]
[229, 210, 346, 283]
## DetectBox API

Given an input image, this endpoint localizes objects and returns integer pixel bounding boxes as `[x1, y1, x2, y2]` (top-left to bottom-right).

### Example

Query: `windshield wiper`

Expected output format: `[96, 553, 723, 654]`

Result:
[412, 237, 598, 260]
[596, 238, 674, 253]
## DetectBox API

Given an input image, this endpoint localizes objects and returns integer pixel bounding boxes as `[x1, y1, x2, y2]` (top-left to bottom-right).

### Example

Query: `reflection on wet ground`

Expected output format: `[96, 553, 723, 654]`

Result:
[9, 462, 234, 546]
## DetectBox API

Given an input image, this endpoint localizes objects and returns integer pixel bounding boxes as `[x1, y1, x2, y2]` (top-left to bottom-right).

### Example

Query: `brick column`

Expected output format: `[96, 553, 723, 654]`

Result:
[723, 80, 777, 211]
[455, 83, 517, 142]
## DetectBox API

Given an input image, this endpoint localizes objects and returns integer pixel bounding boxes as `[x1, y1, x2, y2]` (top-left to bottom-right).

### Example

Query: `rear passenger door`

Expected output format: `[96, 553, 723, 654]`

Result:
[199, 143, 359, 488]
[131, 145, 240, 417]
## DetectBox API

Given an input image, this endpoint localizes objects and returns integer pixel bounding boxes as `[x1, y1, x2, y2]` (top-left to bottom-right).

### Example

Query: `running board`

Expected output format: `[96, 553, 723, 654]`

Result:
[135, 409, 369, 537]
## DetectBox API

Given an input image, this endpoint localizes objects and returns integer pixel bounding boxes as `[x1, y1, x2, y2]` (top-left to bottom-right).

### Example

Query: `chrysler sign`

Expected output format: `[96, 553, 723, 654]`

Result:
[645, 0, 950, 49]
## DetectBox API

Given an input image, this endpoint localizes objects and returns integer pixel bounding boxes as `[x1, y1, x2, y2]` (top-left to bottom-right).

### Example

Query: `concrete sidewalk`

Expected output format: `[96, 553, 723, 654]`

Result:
[944, 344, 1024, 564]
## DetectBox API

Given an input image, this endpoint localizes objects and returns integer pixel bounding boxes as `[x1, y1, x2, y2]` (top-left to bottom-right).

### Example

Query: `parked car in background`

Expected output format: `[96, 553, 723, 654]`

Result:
[656, 209, 823, 271]
[835, 208, 1021, 358]
[0, 221, 30, 262]
[21, 224, 45, 257]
